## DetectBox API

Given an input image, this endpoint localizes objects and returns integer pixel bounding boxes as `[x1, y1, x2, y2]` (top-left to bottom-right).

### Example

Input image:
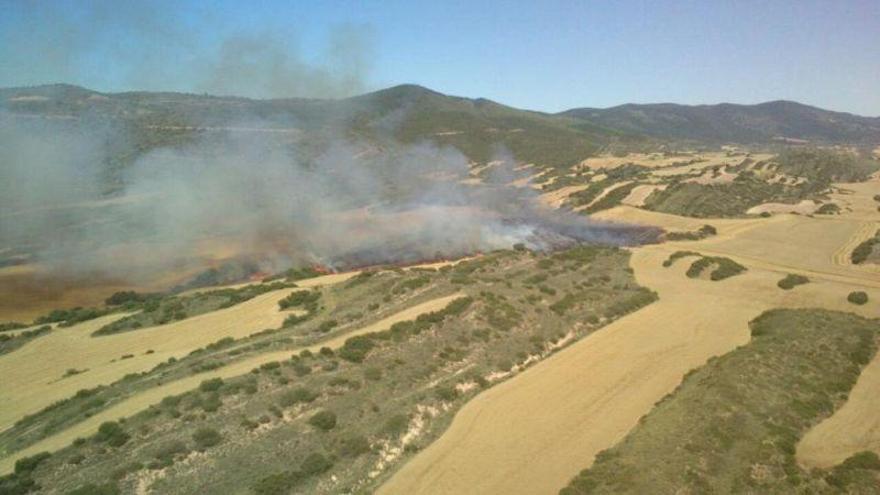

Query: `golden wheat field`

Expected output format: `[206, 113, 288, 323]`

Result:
[379, 180, 880, 494]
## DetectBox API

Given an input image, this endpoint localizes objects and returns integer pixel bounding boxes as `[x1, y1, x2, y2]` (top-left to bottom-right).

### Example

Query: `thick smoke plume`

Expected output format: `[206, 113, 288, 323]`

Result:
[0, 112, 658, 290]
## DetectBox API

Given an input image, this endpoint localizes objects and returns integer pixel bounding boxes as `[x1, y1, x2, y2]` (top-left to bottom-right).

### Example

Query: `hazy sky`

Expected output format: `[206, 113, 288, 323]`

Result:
[2, 0, 878, 115]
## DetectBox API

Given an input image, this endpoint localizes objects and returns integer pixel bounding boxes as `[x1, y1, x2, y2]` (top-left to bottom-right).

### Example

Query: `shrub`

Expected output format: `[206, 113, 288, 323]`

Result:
[67, 483, 120, 495]
[839, 451, 880, 471]
[816, 203, 840, 215]
[279, 387, 318, 407]
[151, 440, 189, 468]
[308, 410, 337, 431]
[252, 471, 305, 495]
[777, 274, 810, 290]
[316, 320, 338, 333]
[278, 290, 321, 310]
[850, 231, 879, 264]
[338, 335, 376, 363]
[14, 452, 51, 475]
[192, 427, 222, 449]
[435, 386, 459, 402]
[662, 251, 700, 267]
[364, 367, 383, 381]
[847, 291, 869, 305]
[383, 414, 410, 437]
[339, 435, 371, 457]
[199, 377, 224, 392]
[95, 421, 130, 447]
[301, 452, 333, 475]
[201, 393, 222, 413]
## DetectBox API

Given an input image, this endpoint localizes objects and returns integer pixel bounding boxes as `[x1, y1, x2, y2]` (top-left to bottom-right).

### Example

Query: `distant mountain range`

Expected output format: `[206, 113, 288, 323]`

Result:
[2, 83, 879, 171]
[562, 100, 880, 144]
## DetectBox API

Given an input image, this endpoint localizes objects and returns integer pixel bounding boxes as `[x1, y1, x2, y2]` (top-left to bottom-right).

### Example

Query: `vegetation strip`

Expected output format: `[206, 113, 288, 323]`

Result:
[560, 309, 880, 494]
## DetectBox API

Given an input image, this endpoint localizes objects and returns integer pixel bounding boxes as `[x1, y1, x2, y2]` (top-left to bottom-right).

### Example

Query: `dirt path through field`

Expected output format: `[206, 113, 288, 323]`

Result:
[380, 201, 880, 495]
[0, 294, 463, 475]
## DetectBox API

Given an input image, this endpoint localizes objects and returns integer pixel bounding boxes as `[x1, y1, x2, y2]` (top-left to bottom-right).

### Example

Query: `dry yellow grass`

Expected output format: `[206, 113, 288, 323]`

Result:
[537, 185, 589, 208]
[0, 294, 463, 474]
[380, 192, 880, 495]
[797, 350, 880, 468]
[0, 287, 303, 433]
[572, 181, 632, 212]
[577, 152, 693, 171]
[746, 200, 819, 215]
[621, 184, 665, 207]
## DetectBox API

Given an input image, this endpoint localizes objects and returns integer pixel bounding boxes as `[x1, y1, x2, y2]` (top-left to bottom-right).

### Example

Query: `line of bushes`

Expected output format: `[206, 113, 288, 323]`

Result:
[338, 296, 473, 363]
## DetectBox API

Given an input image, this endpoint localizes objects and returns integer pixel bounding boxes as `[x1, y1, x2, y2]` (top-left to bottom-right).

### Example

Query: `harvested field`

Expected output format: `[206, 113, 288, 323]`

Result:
[537, 185, 589, 208]
[0, 294, 464, 474]
[0, 287, 305, 433]
[798, 346, 880, 469]
[621, 184, 665, 207]
[381, 194, 880, 495]
[573, 181, 633, 212]
[746, 199, 819, 215]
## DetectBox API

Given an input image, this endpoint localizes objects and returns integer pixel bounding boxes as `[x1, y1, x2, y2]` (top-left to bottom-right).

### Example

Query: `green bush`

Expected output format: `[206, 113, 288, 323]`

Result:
[339, 435, 371, 457]
[383, 414, 410, 437]
[364, 367, 383, 381]
[850, 231, 879, 264]
[662, 251, 700, 267]
[192, 427, 222, 449]
[278, 290, 321, 310]
[815, 203, 840, 215]
[95, 421, 130, 447]
[66, 483, 120, 495]
[435, 386, 459, 402]
[777, 274, 809, 290]
[301, 452, 333, 475]
[308, 410, 337, 431]
[198, 377, 224, 392]
[847, 291, 869, 305]
[278, 387, 318, 407]
[252, 471, 305, 495]
[14, 452, 51, 475]
[338, 335, 376, 363]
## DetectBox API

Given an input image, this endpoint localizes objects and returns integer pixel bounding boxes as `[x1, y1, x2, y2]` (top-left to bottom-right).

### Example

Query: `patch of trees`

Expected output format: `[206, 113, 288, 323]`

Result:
[665, 224, 717, 241]
[0, 451, 51, 495]
[777, 274, 809, 290]
[847, 291, 869, 305]
[338, 296, 473, 363]
[685, 256, 747, 281]
[851, 230, 880, 264]
[251, 452, 333, 495]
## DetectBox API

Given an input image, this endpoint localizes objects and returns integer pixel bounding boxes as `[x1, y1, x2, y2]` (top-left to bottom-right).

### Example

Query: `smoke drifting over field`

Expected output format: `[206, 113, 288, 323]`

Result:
[0, 114, 658, 287]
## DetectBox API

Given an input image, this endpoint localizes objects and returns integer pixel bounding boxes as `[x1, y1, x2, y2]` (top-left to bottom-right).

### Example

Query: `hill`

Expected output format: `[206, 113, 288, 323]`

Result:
[561, 100, 880, 144]
[0, 83, 633, 171]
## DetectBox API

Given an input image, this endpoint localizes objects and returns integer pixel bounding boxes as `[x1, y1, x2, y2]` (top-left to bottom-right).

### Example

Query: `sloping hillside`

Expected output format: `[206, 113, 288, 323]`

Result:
[0, 83, 631, 171]
[563, 100, 880, 144]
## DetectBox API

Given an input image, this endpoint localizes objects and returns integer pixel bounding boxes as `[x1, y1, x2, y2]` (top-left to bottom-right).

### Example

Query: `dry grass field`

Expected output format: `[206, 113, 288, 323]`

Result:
[379, 179, 880, 494]
[0, 293, 464, 475]
[0, 287, 300, 432]
[3, 166, 879, 492]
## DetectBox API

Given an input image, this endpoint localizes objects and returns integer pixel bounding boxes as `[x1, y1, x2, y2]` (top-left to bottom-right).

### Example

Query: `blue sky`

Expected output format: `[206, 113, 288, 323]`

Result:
[1, 0, 878, 115]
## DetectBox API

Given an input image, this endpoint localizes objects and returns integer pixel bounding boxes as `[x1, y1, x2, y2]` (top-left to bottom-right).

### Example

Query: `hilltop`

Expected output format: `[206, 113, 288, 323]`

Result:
[562, 100, 880, 144]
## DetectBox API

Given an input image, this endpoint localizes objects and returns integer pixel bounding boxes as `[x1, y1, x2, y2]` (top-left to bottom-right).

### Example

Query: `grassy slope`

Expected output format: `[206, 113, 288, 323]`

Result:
[2, 246, 657, 494]
[560, 308, 880, 494]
